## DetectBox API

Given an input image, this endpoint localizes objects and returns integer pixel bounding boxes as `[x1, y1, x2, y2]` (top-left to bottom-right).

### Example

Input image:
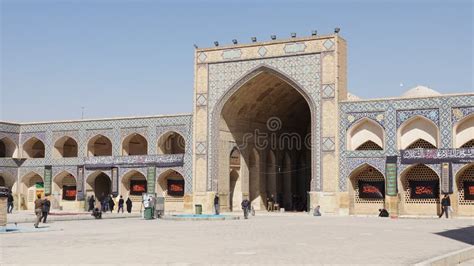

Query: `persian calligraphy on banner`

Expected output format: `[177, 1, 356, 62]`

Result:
[400, 148, 474, 164]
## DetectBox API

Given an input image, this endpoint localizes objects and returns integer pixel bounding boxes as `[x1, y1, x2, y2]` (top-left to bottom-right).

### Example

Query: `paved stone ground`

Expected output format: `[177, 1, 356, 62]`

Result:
[1, 213, 473, 265]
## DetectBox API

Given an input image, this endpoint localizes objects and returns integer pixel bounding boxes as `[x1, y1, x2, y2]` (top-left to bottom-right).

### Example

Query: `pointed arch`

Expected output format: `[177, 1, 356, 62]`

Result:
[347, 118, 384, 151]
[53, 171, 77, 201]
[120, 169, 147, 197]
[20, 171, 44, 210]
[22, 137, 45, 158]
[454, 114, 474, 148]
[87, 134, 112, 157]
[156, 169, 185, 197]
[157, 131, 185, 154]
[348, 163, 385, 215]
[0, 171, 16, 190]
[398, 115, 439, 150]
[0, 137, 18, 158]
[210, 64, 317, 194]
[86, 171, 111, 199]
[122, 133, 148, 156]
[53, 136, 78, 158]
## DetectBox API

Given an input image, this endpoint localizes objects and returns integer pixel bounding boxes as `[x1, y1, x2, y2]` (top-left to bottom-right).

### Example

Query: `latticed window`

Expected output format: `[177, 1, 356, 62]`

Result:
[352, 166, 385, 204]
[355, 140, 383, 151]
[406, 139, 436, 149]
[457, 165, 474, 205]
[460, 139, 474, 148]
[403, 164, 440, 204]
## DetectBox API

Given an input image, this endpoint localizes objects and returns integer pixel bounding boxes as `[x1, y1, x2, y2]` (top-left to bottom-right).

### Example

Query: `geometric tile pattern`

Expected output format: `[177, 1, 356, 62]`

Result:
[323, 39, 334, 50]
[338, 94, 474, 192]
[258, 46, 267, 57]
[322, 84, 335, 99]
[0, 114, 194, 194]
[322, 137, 335, 151]
[207, 53, 322, 192]
[196, 93, 207, 106]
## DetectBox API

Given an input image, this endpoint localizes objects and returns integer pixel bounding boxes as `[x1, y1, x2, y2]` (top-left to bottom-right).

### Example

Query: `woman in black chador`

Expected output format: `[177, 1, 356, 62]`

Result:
[126, 197, 133, 213]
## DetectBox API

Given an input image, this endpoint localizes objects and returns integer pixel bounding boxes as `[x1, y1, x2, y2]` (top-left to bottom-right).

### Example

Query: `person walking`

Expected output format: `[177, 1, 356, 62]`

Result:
[117, 195, 124, 213]
[7, 190, 14, 214]
[126, 197, 133, 213]
[33, 195, 43, 228]
[88, 195, 95, 212]
[41, 196, 51, 223]
[439, 194, 451, 218]
[108, 195, 115, 212]
[214, 194, 220, 215]
[102, 195, 109, 212]
[241, 198, 250, 219]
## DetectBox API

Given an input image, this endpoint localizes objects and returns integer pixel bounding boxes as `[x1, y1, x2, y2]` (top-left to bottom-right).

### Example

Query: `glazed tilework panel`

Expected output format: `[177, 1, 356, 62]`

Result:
[206, 53, 322, 192]
[339, 94, 474, 191]
[0, 115, 193, 192]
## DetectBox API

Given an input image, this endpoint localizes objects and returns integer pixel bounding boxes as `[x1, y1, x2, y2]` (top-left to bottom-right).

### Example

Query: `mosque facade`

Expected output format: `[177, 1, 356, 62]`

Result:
[1, 33, 473, 217]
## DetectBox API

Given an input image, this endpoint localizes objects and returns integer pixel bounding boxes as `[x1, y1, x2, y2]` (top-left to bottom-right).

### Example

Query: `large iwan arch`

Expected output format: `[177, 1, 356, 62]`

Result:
[212, 66, 315, 212]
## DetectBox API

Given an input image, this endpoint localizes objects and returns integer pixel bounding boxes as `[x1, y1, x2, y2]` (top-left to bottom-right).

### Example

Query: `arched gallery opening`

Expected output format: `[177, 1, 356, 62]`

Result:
[347, 118, 384, 151]
[454, 114, 474, 148]
[217, 68, 312, 212]
[0, 172, 16, 191]
[349, 164, 385, 215]
[456, 164, 474, 216]
[52, 171, 77, 210]
[157, 132, 185, 154]
[22, 137, 45, 158]
[87, 135, 112, 157]
[53, 136, 78, 158]
[120, 170, 147, 205]
[398, 116, 438, 150]
[400, 164, 440, 216]
[122, 133, 148, 156]
[157, 169, 185, 212]
[86, 171, 111, 200]
[0, 137, 17, 158]
[20, 172, 44, 210]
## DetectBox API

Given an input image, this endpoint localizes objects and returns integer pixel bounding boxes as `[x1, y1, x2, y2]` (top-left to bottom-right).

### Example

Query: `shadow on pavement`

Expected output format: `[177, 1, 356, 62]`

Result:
[434, 226, 474, 245]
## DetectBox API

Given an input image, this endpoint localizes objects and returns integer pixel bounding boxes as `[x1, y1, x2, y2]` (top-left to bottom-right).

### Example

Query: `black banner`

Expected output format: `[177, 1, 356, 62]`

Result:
[130, 180, 147, 195]
[463, 181, 474, 200]
[409, 180, 439, 199]
[400, 148, 474, 164]
[358, 180, 385, 199]
[62, 186, 77, 201]
[168, 179, 184, 197]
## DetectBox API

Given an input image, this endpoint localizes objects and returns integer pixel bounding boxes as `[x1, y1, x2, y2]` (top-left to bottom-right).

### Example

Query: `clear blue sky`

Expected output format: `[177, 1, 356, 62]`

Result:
[1, 0, 472, 122]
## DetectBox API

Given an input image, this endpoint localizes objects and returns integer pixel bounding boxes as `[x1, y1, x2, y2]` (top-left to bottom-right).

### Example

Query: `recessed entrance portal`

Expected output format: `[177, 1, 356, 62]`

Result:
[86, 172, 111, 200]
[217, 69, 312, 212]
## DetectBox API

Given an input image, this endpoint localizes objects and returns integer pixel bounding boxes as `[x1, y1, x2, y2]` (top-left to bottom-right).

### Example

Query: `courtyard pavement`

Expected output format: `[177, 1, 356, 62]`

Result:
[0, 213, 473, 265]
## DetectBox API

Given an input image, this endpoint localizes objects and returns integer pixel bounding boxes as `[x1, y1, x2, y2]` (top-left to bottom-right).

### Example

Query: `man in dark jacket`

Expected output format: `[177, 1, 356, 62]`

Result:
[117, 195, 124, 213]
[439, 194, 451, 218]
[214, 194, 220, 215]
[41, 196, 51, 223]
[241, 198, 250, 219]
[126, 197, 133, 213]
[7, 190, 14, 213]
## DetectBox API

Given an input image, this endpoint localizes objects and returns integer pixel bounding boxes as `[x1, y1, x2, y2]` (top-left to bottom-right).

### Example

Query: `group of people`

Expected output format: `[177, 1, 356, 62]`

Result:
[87, 194, 133, 214]
[33, 194, 51, 228]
